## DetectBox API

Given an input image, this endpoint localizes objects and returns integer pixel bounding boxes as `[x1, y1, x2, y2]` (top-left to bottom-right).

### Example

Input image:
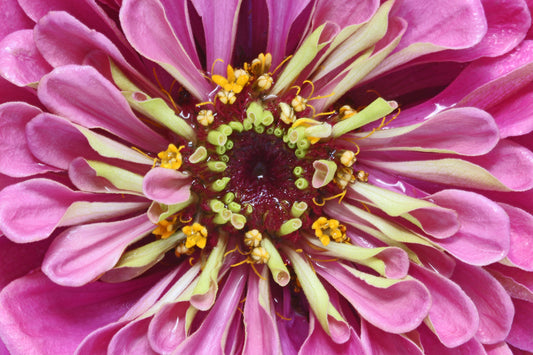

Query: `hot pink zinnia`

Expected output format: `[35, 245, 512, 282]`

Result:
[0, 0, 532, 354]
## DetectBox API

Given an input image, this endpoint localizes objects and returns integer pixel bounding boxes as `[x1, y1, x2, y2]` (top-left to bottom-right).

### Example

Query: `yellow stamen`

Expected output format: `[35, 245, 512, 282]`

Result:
[340, 150, 357, 167]
[311, 217, 348, 246]
[244, 229, 262, 248]
[153, 216, 178, 239]
[279, 102, 296, 124]
[182, 222, 208, 249]
[197, 109, 214, 126]
[157, 144, 185, 170]
[250, 246, 270, 264]
[334, 166, 356, 189]
[291, 95, 307, 112]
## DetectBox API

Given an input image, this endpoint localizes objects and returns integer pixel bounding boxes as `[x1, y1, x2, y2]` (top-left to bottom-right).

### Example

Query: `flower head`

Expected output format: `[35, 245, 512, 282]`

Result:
[0, 0, 533, 354]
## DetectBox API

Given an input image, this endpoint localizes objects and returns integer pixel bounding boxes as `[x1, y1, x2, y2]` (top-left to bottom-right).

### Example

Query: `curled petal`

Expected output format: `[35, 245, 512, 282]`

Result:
[143, 167, 191, 205]
[499, 204, 533, 271]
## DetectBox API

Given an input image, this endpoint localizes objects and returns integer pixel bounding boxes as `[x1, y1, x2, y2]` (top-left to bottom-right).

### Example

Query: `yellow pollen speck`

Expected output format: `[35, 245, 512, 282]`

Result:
[157, 144, 185, 170]
[356, 170, 369, 182]
[291, 95, 307, 112]
[339, 105, 356, 120]
[250, 246, 270, 264]
[197, 109, 214, 126]
[153, 216, 178, 239]
[212, 64, 250, 102]
[340, 150, 357, 167]
[279, 102, 296, 124]
[244, 229, 262, 248]
[335, 166, 356, 189]
[183, 222, 208, 249]
[312, 217, 348, 246]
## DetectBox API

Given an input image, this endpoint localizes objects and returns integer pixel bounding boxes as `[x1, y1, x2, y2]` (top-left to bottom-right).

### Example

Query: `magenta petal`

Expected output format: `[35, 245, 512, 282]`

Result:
[506, 299, 533, 351]
[360, 319, 423, 355]
[143, 167, 191, 204]
[190, 0, 241, 75]
[317, 261, 431, 334]
[451, 262, 514, 344]
[108, 317, 157, 355]
[0, 102, 58, 177]
[0, 271, 156, 355]
[42, 214, 154, 286]
[418, 324, 487, 355]
[0, 178, 88, 242]
[299, 312, 365, 355]
[499, 204, 533, 271]
[0, 236, 50, 289]
[265, 0, 312, 66]
[243, 267, 281, 354]
[75, 322, 125, 355]
[38, 65, 168, 153]
[148, 301, 189, 353]
[484, 342, 514, 355]
[410, 263, 479, 347]
[173, 267, 247, 354]
[428, 190, 510, 266]
[120, 0, 212, 100]
[0, 29, 52, 86]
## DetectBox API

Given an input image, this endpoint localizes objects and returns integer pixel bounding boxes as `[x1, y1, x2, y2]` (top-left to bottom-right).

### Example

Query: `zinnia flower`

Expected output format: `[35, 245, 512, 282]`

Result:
[1, 0, 533, 354]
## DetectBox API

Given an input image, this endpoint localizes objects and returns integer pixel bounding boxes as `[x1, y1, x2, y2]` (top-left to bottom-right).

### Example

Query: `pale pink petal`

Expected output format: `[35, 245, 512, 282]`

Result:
[0, 30, 52, 86]
[38, 65, 168, 153]
[42, 214, 155, 287]
[410, 263, 479, 347]
[143, 167, 191, 205]
[505, 299, 533, 352]
[108, 318, 157, 355]
[173, 267, 247, 354]
[120, 0, 213, 100]
[429, 190, 510, 266]
[26, 113, 100, 169]
[360, 319, 423, 355]
[409, 244, 456, 278]
[311, 0, 379, 31]
[299, 312, 365, 355]
[190, 0, 242, 75]
[0, 102, 57, 177]
[243, 267, 281, 354]
[0, 0, 33, 41]
[317, 261, 431, 334]
[0, 236, 50, 288]
[266, 0, 312, 66]
[451, 262, 514, 344]
[0, 271, 156, 355]
[0, 178, 91, 242]
[75, 322, 124, 355]
[356, 107, 499, 156]
[484, 342, 514, 355]
[487, 264, 533, 303]
[148, 301, 189, 353]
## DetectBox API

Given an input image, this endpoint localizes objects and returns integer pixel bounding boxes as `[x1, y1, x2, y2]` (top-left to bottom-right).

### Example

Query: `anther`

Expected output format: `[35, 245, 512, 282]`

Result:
[244, 229, 262, 248]
[279, 102, 296, 124]
[183, 223, 208, 249]
[340, 150, 357, 167]
[291, 95, 307, 112]
[356, 170, 369, 182]
[157, 144, 185, 170]
[197, 109, 214, 126]
[251, 246, 270, 264]
[153, 216, 178, 239]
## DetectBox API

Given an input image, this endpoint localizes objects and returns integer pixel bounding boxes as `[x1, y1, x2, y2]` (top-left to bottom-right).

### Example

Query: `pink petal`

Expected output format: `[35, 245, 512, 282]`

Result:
[243, 267, 281, 354]
[506, 299, 533, 352]
[299, 312, 365, 355]
[429, 190, 510, 266]
[148, 301, 189, 353]
[498, 204, 533, 271]
[0, 102, 57, 177]
[0, 178, 90, 242]
[357, 107, 499, 156]
[487, 264, 533, 303]
[75, 322, 125, 355]
[484, 342, 514, 355]
[417, 324, 487, 355]
[265, 0, 312, 66]
[26, 113, 100, 169]
[42, 214, 154, 286]
[451, 262, 514, 344]
[190, 0, 241, 75]
[0, 0, 33, 41]
[409, 244, 456, 278]
[0, 236, 50, 289]
[360, 319, 423, 355]
[108, 318, 157, 355]
[120, 0, 213, 100]
[38, 65, 168, 153]
[0, 29, 52, 86]
[143, 167, 191, 204]
[311, 0, 379, 30]
[0, 76, 40, 106]
[173, 267, 247, 354]
[0, 271, 156, 355]
[410, 263, 479, 347]
[317, 261, 431, 334]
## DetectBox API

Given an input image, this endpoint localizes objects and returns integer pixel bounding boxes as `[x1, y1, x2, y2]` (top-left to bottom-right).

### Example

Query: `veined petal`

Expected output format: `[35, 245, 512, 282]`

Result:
[38, 65, 169, 153]
[361, 319, 424, 355]
[42, 213, 155, 286]
[0, 29, 52, 86]
[506, 299, 533, 351]
[0, 0, 33, 41]
[143, 168, 191, 205]
[499, 203, 533, 271]
[108, 318, 157, 355]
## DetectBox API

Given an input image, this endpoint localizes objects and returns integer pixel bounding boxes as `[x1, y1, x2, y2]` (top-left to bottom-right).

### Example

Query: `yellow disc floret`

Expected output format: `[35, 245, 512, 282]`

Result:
[312, 217, 348, 246]
[153, 216, 178, 239]
[244, 229, 262, 248]
[197, 109, 214, 126]
[250, 246, 270, 264]
[291, 95, 307, 112]
[183, 223, 208, 249]
[340, 150, 357, 167]
[157, 144, 185, 170]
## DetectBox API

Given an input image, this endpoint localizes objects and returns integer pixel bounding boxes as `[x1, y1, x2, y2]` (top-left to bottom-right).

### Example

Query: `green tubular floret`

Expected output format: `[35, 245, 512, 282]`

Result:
[295, 177, 309, 190]
[229, 121, 244, 132]
[279, 218, 303, 236]
[293, 166, 303, 177]
[207, 161, 227, 172]
[217, 124, 233, 136]
[212, 177, 230, 192]
[207, 130, 227, 146]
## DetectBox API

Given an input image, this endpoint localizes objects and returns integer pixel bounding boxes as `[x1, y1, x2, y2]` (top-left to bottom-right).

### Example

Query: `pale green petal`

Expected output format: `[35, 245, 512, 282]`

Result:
[87, 160, 144, 193]
[61, 201, 148, 227]
[332, 97, 397, 137]
[261, 237, 290, 286]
